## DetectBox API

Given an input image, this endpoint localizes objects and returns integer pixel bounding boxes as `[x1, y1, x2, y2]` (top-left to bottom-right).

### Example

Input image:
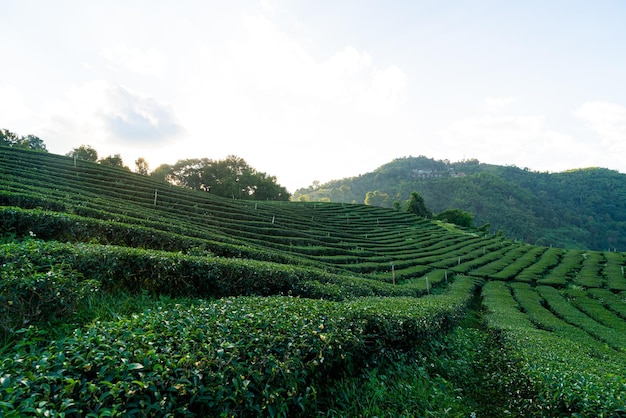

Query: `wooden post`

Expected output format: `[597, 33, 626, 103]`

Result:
[74, 155, 77, 167]
[154, 189, 158, 206]
[458, 256, 461, 265]
[391, 263, 395, 285]
[255, 203, 258, 210]
[272, 215, 275, 224]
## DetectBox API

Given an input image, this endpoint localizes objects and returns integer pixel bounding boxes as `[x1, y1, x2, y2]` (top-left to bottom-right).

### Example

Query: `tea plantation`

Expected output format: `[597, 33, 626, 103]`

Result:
[1, 147, 625, 417]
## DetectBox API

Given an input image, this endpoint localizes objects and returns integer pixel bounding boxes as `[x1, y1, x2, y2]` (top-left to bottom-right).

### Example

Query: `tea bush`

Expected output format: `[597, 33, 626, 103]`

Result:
[482, 281, 626, 416]
[0, 278, 478, 417]
[0, 240, 433, 300]
[0, 258, 99, 333]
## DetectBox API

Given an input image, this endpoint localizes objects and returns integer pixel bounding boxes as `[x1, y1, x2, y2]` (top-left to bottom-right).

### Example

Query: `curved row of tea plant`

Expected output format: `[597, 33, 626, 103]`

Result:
[481, 280, 626, 416]
[0, 277, 480, 416]
[1, 148, 508, 281]
[0, 239, 443, 305]
[3, 146, 626, 415]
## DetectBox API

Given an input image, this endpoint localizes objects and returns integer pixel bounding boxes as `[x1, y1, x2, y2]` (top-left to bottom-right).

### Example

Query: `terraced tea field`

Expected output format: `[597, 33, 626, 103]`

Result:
[1, 146, 625, 416]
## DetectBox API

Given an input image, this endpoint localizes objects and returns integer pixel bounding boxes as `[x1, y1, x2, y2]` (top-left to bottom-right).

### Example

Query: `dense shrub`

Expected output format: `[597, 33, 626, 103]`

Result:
[0, 280, 478, 416]
[0, 257, 99, 333]
[0, 240, 430, 300]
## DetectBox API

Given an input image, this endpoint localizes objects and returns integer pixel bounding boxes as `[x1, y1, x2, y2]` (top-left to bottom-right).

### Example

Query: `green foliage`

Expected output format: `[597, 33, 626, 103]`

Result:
[434, 208, 473, 228]
[0, 129, 47, 152]
[98, 153, 129, 170]
[1, 146, 626, 415]
[293, 156, 626, 251]
[482, 280, 626, 416]
[0, 279, 478, 416]
[66, 144, 98, 162]
[134, 157, 150, 175]
[364, 190, 390, 206]
[165, 155, 290, 201]
[405, 192, 431, 218]
[0, 256, 99, 333]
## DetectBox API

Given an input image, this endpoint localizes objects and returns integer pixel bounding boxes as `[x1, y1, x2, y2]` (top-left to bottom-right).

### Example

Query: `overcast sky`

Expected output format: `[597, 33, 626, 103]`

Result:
[2, 1, 625, 191]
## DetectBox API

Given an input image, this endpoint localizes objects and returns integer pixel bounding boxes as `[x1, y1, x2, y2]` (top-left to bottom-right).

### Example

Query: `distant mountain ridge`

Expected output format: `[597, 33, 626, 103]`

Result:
[294, 156, 626, 251]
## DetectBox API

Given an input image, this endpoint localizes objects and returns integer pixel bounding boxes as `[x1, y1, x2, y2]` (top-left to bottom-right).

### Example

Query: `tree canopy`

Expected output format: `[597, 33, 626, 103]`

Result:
[66, 145, 98, 162]
[291, 155, 626, 250]
[1, 129, 47, 152]
[151, 155, 290, 201]
[406, 192, 432, 218]
[98, 154, 129, 170]
[434, 209, 473, 228]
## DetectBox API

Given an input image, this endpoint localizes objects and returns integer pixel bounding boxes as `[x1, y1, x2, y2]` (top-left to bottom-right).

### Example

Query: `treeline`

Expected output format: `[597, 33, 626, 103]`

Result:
[2, 128, 290, 201]
[293, 156, 626, 251]
[0, 128, 47, 151]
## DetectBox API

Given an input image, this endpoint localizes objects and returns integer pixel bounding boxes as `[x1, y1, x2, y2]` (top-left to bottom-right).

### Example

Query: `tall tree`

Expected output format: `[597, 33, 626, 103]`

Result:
[98, 154, 129, 170]
[135, 157, 150, 175]
[0, 129, 19, 147]
[1, 129, 47, 151]
[150, 163, 174, 183]
[406, 192, 432, 218]
[67, 145, 98, 162]
[18, 135, 47, 151]
[166, 155, 290, 201]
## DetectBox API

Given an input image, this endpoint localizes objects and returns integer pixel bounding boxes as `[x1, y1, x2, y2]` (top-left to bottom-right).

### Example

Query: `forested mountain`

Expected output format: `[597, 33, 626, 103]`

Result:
[294, 156, 626, 251]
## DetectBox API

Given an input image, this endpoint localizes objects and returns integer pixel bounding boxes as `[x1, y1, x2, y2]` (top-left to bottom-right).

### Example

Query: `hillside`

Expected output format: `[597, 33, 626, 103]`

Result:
[293, 156, 626, 251]
[1, 146, 625, 416]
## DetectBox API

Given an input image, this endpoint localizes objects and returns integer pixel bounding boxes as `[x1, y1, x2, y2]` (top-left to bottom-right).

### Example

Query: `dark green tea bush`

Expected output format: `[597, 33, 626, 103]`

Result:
[0, 258, 99, 333]
[0, 277, 478, 417]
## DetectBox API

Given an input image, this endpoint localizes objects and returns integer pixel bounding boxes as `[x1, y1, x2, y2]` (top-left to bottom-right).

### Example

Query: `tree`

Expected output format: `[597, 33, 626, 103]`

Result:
[364, 190, 390, 206]
[406, 192, 432, 218]
[165, 155, 290, 201]
[150, 163, 174, 183]
[98, 154, 129, 170]
[135, 158, 150, 175]
[0, 129, 19, 147]
[67, 145, 98, 162]
[18, 135, 47, 151]
[434, 209, 473, 228]
[1, 129, 48, 151]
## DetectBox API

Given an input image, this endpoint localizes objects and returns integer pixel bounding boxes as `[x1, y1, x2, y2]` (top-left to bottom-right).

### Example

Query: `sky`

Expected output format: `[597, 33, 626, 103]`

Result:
[1, 1, 626, 192]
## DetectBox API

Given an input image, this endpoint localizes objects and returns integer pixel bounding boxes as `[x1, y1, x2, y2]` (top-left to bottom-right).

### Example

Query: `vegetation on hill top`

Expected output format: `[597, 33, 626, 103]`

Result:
[294, 155, 626, 251]
[1, 146, 625, 416]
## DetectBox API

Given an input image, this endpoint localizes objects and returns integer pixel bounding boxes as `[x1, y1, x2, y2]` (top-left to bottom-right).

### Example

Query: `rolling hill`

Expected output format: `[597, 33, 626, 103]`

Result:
[293, 156, 626, 251]
[1, 146, 625, 417]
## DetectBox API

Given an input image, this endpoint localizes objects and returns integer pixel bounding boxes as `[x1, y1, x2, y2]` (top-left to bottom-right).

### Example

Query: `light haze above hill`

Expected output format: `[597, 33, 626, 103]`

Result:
[1, 1, 626, 191]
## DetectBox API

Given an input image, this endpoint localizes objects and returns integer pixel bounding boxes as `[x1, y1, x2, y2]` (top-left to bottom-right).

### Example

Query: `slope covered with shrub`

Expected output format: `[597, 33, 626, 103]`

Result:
[294, 155, 626, 251]
[1, 146, 625, 416]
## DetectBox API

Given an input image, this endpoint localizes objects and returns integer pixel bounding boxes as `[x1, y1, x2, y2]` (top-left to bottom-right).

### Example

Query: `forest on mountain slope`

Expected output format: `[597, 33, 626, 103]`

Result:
[293, 156, 626, 251]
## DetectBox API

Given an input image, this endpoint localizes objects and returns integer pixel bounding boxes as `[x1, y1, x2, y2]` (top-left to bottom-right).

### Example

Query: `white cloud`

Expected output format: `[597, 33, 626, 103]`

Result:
[38, 80, 184, 160]
[0, 84, 31, 126]
[436, 108, 590, 172]
[485, 97, 516, 113]
[174, 13, 411, 190]
[574, 101, 626, 143]
[101, 46, 168, 77]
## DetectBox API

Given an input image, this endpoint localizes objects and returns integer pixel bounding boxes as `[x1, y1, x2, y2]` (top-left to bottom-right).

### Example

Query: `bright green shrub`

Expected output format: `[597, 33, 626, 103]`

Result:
[0, 278, 478, 417]
[0, 258, 99, 333]
[0, 240, 429, 301]
[483, 281, 626, 417]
